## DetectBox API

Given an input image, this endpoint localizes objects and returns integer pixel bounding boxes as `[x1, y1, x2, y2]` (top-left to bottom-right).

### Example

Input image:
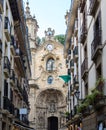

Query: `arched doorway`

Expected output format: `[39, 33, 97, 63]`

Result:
[35, 89, 66, 130]
[48, 116, 58, 130]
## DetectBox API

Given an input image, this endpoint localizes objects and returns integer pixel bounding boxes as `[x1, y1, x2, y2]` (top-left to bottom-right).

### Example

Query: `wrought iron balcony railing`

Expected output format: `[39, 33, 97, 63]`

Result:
[91, 30, 102, 61]
[10, 35, 17, 54]
[23, 88, 29, 105]
[8, 0, 20, 21]
[22, 115, 29, 125]
[80, 0, 87, 13]
[67, 69, 71, 76]
[73, 46, 78, 55]
[10, 69, 15, 84]
[4, 56, 11, 74]
[3, 96, 14, 115]
[66, 112, 71, 122]
[68, 49, 71, 55]
[88, 0, 99, 16]
[80, 24, 87, 44]
[73, 75, 79, 90]
[70, 59, 74, 72]
[4, 16, 11, 41]
[0, 40, 2, 57]
[14, 78, 23, 96]
[4, 80, 8, 97]
[15, 48, 26, 76]
[73, 46, 78, 62]
[14, 107, 20, 119]
[81, 58, 88, 79]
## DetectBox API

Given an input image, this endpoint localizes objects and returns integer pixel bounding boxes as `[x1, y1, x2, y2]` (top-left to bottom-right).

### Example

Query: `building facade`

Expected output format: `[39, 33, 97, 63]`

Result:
[26, 3, 68, 129]
[64, 0, 106, 130]
[0, 0, 32, 130]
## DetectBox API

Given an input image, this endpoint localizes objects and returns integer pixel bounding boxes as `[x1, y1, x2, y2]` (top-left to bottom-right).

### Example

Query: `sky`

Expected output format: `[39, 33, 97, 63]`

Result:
[24, 0, 71, 38]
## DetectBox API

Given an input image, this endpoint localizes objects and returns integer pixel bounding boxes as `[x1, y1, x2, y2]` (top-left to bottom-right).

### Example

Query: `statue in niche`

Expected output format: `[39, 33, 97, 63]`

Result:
[49, 102, 56, 113]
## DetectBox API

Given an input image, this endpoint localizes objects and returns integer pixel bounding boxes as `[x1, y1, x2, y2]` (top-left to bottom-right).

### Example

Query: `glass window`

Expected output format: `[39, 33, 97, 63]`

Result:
[46, 58, 55, 71]
[47, 76, 53, 84]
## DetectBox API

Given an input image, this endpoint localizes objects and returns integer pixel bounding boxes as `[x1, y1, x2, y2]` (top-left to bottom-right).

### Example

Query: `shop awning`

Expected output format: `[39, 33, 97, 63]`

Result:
[59, 75, 71, 83]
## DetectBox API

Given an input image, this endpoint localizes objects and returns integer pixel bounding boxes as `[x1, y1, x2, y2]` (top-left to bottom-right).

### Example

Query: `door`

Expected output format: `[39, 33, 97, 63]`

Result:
[48, 116, 58, 130]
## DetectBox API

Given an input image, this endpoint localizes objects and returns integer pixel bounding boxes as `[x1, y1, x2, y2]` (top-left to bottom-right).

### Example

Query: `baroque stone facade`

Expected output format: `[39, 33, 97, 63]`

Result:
[26, 3, 67, 130]
[29, 29, 67, 130]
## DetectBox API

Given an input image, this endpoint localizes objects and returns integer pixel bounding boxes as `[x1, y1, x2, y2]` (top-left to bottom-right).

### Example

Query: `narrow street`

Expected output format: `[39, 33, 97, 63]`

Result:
[0, 0, 106, 130]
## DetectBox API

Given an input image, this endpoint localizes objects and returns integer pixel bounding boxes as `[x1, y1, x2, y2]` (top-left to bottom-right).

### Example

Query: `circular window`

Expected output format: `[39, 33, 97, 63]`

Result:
[47, 76, 53, 84]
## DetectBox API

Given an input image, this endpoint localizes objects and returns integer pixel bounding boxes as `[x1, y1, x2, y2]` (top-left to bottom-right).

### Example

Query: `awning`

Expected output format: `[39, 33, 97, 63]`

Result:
[13, 122, 35, 130]
[59, 75, 71, 83]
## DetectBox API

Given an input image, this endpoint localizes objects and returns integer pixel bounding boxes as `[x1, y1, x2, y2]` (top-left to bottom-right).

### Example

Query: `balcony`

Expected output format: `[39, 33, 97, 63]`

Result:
[14, 48, 25, 77]
[94, 96, 106, 109]
[73, 75, 79, 90]
[3, 96, 14, 115]
[8, 0, 20, 21]
[73, 46, 78, 62]
[10, 69, 15, 86]
[71, 106, 77, 118]
[4, 17, 11, 42]
[0, 0, 3, 13]
[66, 59, 68, 68]
[64, 0, 79, 58]
[88, 0, 99, 16]
[70, 59, 74, 72]
[70, 88, 75, 96]
[10, 35, 17, 55]
[14, 78, 19, 92]
[14, 107, 20, 119]
[81, 58, 88, 79]
[14, 78, 22, 98]
[66, 112, 72, 122]
[22, 115, 29, 125]
[68, 69, 71, 76]
[68, 49, 71, 59]
[80, 24, 87, 44]
[74, 19, 78, 36]
[80, 0, 87, 13]
[17, 82, 23, 98]
[23, 88, 29, 105]
[91, 30, 102, 61]
[4, 56, 11, 77]
[0, 40, 2, 57]
[15, 22, 26, 54]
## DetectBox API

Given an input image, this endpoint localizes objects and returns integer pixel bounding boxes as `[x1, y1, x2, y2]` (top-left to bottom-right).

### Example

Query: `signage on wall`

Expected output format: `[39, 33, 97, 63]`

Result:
[19, 108, 27, 114]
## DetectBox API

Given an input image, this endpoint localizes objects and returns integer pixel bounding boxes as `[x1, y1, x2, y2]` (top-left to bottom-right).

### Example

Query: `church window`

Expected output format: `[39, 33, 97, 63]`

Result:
[46, 58, 55, 71]
[47, 76, 53, 84]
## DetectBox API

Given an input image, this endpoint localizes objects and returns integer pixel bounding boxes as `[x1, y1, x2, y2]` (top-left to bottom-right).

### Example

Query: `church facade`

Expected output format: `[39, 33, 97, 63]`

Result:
[26, 2, 67, 130]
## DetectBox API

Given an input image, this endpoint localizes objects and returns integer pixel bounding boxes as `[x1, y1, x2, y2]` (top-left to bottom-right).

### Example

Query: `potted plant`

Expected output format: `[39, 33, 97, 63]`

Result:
[77, 100, 89, 113]
[65, 111, 70, 117]
[95, 77, 105, 91]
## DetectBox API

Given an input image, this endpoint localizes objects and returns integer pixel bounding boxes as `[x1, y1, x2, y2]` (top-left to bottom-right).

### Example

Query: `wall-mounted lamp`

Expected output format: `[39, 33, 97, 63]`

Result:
[74, 90, 80, 105]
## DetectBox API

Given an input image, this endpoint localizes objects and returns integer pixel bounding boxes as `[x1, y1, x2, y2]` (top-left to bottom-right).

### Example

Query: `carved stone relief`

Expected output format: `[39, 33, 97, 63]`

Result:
[35, 89, 66, 129]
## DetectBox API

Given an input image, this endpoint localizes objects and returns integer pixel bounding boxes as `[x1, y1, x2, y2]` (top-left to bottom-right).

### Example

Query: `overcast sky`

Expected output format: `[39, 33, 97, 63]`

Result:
[24, 0, 71, 38]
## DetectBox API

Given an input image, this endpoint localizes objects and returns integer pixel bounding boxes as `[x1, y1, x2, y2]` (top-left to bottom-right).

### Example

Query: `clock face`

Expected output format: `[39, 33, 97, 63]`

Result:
[47, 44, 53, 51]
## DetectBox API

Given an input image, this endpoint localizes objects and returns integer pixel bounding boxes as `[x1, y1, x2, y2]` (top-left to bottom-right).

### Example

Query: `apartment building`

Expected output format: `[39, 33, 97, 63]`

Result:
[64, 0, 106, 130]
[0, 0, 33, 130]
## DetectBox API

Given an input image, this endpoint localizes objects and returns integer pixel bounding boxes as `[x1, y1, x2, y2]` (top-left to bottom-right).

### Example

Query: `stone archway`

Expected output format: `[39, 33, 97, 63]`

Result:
[35, 89, 66, 130]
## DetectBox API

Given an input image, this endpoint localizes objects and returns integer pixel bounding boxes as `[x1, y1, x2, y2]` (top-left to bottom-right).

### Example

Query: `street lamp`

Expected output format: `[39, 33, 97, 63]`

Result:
[74, 90, 80, 105]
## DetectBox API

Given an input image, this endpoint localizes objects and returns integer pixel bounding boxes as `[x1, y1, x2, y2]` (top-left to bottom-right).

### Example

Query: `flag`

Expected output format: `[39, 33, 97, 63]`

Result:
[59, 75, 71, 83]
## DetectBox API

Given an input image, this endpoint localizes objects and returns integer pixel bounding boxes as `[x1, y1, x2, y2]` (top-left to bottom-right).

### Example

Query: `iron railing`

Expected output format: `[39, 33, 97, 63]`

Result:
[81, 58, 88, 77]
[4, 56, 11, 73]
[91, 30, 102, 60]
